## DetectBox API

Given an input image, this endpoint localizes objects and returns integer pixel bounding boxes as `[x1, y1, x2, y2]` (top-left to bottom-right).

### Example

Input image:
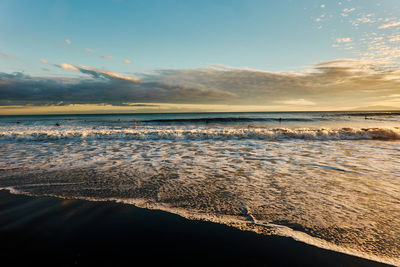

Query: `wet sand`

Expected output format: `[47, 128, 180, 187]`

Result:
[0, 190, 390, 266]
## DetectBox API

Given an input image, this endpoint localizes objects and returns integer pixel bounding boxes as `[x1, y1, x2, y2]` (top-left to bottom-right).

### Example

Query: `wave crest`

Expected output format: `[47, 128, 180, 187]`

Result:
[1, 127, 400, 141]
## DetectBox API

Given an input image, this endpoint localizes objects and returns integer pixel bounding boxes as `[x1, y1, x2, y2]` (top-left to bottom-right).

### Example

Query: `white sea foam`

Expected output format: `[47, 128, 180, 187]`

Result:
[0, 186, 398, 266]
[0, 186, 25, 195]
[0, 126, 400, 141]
[1, 114, 400, 265]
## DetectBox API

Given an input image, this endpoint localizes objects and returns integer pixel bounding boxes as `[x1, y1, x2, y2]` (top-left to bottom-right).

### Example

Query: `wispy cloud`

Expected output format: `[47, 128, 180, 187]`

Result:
[389, 36, 400, 42]
[343, 8, 355, 13]
[123, 59, 131, 64]
[57, 62, 140, 82]
[341, 8, 355, 17]
[0, 52, 15, 58]
[85, 48, 95, 53]
[336, 37, 352, 43]
[315, 13, 325, 22]
[311, 3, 399, 65]
[59, 63, 79, 72]
[100, 56, 113, 59]
[65, 39, 72, 45]
[77, 64, 141, 82]
[378, 21, 400, 29]
[354, 15, 375, 25]
[40, 59, 50, 64]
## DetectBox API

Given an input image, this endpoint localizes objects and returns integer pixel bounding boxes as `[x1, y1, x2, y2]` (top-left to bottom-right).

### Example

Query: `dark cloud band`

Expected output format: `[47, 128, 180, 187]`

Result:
[0, 59, 399, 107]
[0, 66, 236, 106]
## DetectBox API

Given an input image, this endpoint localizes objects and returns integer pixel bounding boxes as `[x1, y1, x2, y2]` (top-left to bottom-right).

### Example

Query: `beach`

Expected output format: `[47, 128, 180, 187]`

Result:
[0, 112, 399, 266]
[0, 189, 389, 266]
[2, 0, 400, 265]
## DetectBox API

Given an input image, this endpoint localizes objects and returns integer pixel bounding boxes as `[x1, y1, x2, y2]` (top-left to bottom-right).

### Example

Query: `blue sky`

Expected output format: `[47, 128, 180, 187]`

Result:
[1, 0, 400, 113]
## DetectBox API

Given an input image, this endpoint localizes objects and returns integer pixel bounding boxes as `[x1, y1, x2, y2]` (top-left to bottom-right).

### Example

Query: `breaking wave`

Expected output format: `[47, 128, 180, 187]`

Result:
[1, 126, 400, 141]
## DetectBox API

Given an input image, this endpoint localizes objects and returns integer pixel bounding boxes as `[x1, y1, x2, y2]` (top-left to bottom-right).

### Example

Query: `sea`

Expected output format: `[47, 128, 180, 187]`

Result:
[0, 111, 399, 265]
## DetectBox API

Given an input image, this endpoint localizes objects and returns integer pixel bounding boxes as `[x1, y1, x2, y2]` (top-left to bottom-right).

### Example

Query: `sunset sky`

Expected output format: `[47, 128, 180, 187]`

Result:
[1, 0, 400, 114]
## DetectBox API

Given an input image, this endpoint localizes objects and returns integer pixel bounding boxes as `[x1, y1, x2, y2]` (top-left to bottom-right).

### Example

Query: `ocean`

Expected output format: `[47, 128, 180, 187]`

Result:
[0, 111, 399, 265]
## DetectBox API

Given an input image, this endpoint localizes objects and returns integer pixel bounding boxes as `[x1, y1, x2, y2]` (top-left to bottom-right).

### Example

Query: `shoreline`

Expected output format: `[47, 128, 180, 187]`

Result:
[0, 190, 391, 266]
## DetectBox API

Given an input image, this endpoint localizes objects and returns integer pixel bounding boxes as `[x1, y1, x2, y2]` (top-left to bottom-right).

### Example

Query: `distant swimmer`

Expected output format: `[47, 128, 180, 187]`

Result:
[55, 123, 60, 127]
[279, 118, 282, 123]
[133, 122, 139, 127]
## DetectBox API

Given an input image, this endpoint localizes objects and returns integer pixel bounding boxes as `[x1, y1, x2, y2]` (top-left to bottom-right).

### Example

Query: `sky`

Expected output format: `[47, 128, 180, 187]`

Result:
[0, 0, 400, 114]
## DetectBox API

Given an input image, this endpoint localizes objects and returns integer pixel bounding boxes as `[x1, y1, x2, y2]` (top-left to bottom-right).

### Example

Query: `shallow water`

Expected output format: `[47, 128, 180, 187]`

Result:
[0, 112, 399, 265]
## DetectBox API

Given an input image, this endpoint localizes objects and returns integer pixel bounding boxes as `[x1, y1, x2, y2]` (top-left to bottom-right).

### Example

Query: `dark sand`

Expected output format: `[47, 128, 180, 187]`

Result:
[0, 190, 389, 266]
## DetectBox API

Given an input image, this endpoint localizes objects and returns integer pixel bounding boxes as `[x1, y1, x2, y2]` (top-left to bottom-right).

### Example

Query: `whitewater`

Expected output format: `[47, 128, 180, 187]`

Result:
[0, 112, 399, 265]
